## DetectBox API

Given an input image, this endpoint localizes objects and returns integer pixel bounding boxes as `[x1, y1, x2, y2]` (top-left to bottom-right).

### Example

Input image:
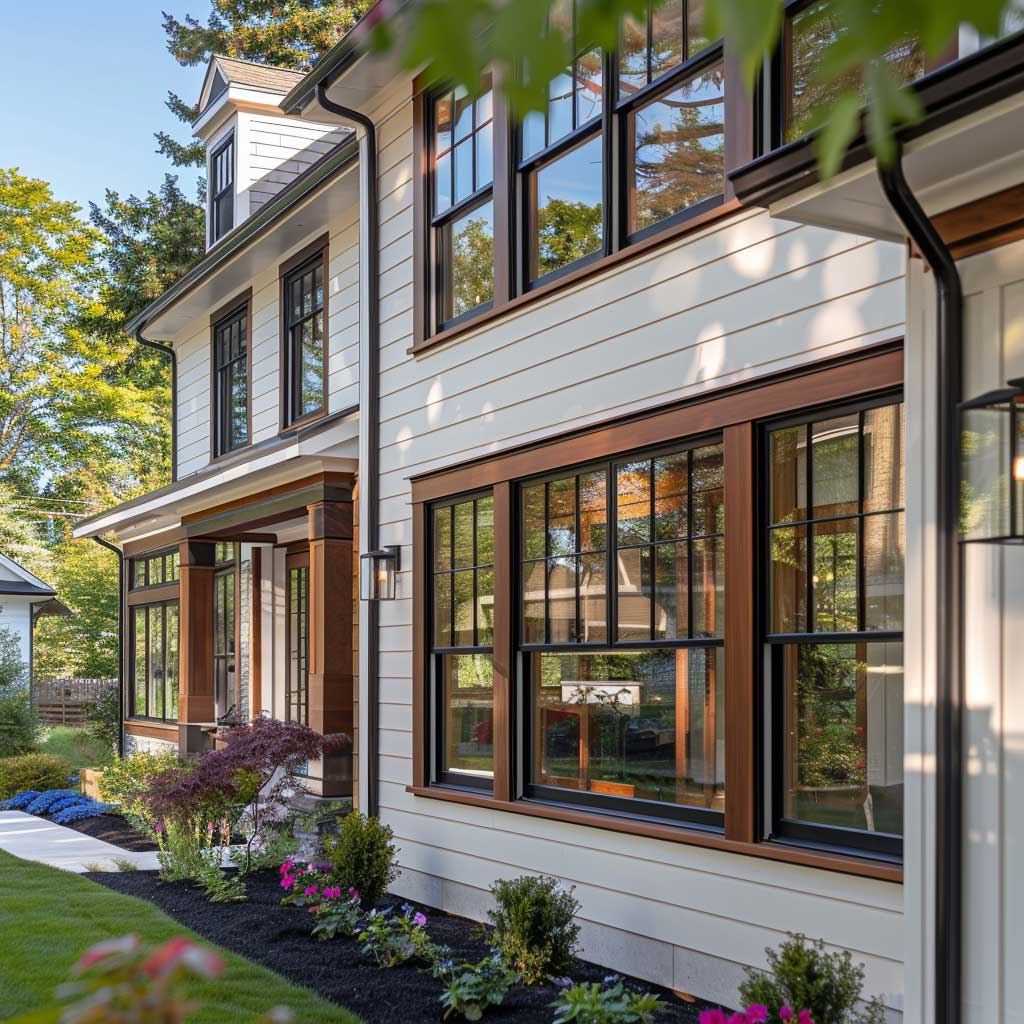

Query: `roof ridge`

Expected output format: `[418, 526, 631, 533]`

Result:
[213, 53, 307, 75]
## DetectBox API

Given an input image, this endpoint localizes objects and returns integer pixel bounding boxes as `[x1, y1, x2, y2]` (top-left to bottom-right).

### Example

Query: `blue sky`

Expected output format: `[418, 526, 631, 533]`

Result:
[1, 1, 208, 215]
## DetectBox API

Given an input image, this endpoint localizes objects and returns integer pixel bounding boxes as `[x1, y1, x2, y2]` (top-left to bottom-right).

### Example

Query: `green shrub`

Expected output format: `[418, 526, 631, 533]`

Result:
[98, 751, 184, 829]
[0, 628, 37, 757]
[321, 811, 399, 907]
[84, 683, 120, 753]
[0, 753, 71, 800]
[551, 979, 662, 1024]
[487, 875, 580, 985]
[738, 933, 886, 1024]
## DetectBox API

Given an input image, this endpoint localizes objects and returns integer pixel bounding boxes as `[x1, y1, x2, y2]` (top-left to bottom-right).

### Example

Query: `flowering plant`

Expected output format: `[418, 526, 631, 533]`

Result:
[279, 859, 338, 908]
[358, 904, 436, 968]
[550, 976, 661, 1024]
[311, 886, 363, 941]
[438, 953, 518, 1021]
[700, 1007, 815, 1024]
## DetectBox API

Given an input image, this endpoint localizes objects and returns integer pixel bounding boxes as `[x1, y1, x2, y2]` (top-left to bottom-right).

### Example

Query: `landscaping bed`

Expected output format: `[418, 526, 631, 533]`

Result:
[89, 867, 717, 1024]
[62, 810, 158, 851]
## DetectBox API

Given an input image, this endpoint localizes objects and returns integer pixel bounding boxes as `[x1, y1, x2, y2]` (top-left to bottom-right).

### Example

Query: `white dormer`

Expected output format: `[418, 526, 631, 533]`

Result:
[194, 56, 349, 249]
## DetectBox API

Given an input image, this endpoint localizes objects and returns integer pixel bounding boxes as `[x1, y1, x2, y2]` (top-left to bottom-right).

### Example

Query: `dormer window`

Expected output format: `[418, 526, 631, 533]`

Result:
[210, 134, 235, 243]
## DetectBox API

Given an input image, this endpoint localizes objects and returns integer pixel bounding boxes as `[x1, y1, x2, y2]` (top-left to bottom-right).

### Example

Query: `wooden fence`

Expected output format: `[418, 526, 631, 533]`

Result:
[32, 678, 116, 727]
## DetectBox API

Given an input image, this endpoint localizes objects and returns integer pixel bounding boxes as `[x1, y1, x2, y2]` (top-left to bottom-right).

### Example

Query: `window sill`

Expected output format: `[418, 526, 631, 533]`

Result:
[124, 718, 179, 735]
[405, 785, 902, 883]
[409, 199, 744, 358]
[279, 408, 328, 436]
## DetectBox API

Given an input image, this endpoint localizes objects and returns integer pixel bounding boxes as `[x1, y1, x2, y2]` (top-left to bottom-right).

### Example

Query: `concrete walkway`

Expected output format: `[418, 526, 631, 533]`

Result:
[0, 811, 161, 872]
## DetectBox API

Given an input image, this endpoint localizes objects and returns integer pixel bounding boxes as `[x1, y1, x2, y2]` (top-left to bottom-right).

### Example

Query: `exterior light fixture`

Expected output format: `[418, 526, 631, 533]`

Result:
[959, 377, 1024, 543]
[360, 546, 401, 600]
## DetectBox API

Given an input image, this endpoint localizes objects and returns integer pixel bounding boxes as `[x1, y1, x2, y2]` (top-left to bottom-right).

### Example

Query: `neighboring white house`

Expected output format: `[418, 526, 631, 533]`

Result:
[0, 552, 70, 682]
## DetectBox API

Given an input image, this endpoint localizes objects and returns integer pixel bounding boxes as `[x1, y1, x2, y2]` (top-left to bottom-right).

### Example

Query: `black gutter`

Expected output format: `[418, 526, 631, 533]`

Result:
[314, 79, 383, 818]
[92, 536, 126, 758]
[135, 326, 178, 483]
[878, 145, 963, 1024]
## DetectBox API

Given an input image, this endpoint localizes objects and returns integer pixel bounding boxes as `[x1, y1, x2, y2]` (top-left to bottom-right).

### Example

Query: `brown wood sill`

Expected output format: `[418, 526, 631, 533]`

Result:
[408, 200, 745, 358]
[406, 785, 902, 884]
[124, 719, 179, 739]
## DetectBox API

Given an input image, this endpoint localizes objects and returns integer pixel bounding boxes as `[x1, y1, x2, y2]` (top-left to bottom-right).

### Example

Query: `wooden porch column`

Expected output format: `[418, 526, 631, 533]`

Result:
[177, 540, 216, 725]
[307, 498, 355, 796]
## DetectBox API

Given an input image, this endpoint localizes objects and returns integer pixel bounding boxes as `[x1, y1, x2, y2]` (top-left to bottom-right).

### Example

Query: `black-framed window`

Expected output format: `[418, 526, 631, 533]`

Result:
[764, 395, 904, 856]
[282, 254, 326, 426]
[210, 134, 234, 243]
[520, 438, 725, 826]
[430, 493, 495, 789]
[286, 561, 309, 725]
[214, 550, 237, 721]
[213, 303, 248, 456]
[429, 76, 496, 331]
[130, 549, 180, 590]
[131, 600, 179, 721]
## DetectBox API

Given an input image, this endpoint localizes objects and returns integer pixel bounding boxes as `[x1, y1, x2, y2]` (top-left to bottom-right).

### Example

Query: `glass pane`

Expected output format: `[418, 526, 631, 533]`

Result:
[453, 500, 475, 568]
[781, 641, 903, 836]
[476, 80, 493, 125]
[691, 443, 724, 535]
[617, 545, 652, 640]
[617, 459, 651, 546]
[433, 573, 452, 646]
[476, 567, 495, 644]
[770, 425, 807, 524]
[435, 90, 453, 153]
[453, 85, 473, 141]
[133, 611, 146, 715]
[863, 403, 904, 513]
[548, 72, 574, 143]
[578, 470, 608, 552]
[654, 452, 688, 540]
[532, 648, 724, 809]
[476, 496, 495, 564]
[811, 414, 859, 519]
[619, 10, 649, 95]
[443, 653, 494, 777]
[301, 324, 324, 414]
[579, 552, 608, 643]
[548, 476, 577, 556]
[522, 484, 547, 560]
[688, 0, 710, 55]
[454, 570, 475, 646]
[654, 540, 687, 639]
[433, 505, 452, 570]
[548, 556, 577, 643]
[651, 0, 684, 79]
[522, 560, 547, 643]
[440, 200, 494, 323]
[475, 121, 494, 188]
[454, 138, 474, 203]
[231, 361, 247, 448]
[133, 561, 146, 588]
[166, 603, 179, 720]
[522, 109, 546, 160]
[435, 150, 452, 213]
[631, 64, 725, 235]
[864, 512, 904, 631]
[691, 535, 724, 638]
[770, 524, 808, 633]
[149, 605, 165, 719]
[575, 49, 603, 124]
[812, 517, 858, 633]
[532, 134, 603, 281]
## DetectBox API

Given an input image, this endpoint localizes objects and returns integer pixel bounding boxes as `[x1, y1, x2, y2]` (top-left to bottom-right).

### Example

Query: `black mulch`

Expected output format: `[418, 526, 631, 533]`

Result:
[62, 813, 159, 852]
[87, 868, 721, 1024]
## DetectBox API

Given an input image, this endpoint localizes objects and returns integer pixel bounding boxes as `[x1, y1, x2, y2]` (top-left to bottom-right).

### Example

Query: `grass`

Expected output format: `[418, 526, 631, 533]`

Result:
[0, 850, 363, 1023]
[35, 726, 114, 771]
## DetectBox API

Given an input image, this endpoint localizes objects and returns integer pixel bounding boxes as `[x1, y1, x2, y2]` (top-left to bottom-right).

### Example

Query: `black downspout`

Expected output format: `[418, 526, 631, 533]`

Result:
[135, 325, 178, 483]
[878, 144, 963, 1024]
[315, 80, 382, 818]
[93, 536, 125, 758]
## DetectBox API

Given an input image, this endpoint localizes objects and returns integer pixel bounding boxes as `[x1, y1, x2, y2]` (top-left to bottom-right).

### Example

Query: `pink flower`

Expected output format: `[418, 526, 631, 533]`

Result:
[798, 1013, 814, 1024]
[74, 935, 140, 973]
[322, 886, 342, 899]
[779, 1009, 794, 1022]
[727, 1014, 748, 1024]
[745, 1008, 767, 1024]
[699, 1011, 727, 1024]
[280, 874, 295, 889]
[206, 822, 215, 832]
[279, 860, 294, 875]
[348, 887, 360, 900]
[154, 822, 165, 833]
[413, 912, 427, 927]
[304, 886, 319, 897]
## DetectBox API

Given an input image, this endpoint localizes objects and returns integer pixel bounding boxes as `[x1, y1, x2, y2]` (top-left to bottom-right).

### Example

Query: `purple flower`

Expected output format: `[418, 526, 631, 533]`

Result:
[322, 886, 342, 899]
[413, 912, 427, 927]
[154, 822, 165, 833]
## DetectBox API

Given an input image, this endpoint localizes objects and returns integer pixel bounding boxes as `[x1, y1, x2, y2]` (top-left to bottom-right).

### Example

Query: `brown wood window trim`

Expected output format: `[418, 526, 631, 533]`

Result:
[411, 5, 754, 356]
[209, 287, 253, 462]
[279, 233, 330, 433]
[410, 344, 903, 882]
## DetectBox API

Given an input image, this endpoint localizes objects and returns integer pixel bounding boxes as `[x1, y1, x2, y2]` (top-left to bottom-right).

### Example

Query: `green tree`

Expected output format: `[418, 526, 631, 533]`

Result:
[0, 626, 38, 757]
[536, 198, 603, 278]
[159, 0, 371, 167]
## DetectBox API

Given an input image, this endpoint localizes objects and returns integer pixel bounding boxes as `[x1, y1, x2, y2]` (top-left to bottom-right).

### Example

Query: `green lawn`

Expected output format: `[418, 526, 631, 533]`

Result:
[35, 726, 114, 771]
[0, 850, 361, 1023]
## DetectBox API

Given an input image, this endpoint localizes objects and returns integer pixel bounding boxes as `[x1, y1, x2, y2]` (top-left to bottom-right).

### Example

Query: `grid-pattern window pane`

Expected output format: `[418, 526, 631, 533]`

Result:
[287, 565, 309, 725]
[213, 304, 248, 455]
[130, 601, 179, 721]
[619, 0, 711, 97]
[431, 494, 495, 784]
[433, 75, 495, 212]
[210, 136, 234, 242]
[130, 550, 180, 590]
[283, 255, 325, 425]
[214, 568, 236, 720]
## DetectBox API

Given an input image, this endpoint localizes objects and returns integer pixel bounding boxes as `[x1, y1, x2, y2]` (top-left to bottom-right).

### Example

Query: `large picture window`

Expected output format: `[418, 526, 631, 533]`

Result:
[281, 247, 326, 427]
[212, 301, 249, 456]
[131, 601, 179, 721]
[765, 396, 904, 855]
[430, 493, 495, 788]
[521, 440, 725, 825]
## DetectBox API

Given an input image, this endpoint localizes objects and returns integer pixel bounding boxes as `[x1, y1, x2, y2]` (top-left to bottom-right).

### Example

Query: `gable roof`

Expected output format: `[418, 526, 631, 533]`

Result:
[0, 553, 56, 598]
[198, 54, 307, 115]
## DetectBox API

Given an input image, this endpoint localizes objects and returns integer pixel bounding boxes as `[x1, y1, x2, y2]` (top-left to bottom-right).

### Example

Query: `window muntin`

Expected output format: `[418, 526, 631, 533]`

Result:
[130, 600, 179, 721]
[210, 135, 234, 243]
[520, 439, 725, 823]
[784, 1, 925, 142]
[282, 254, 325, 425]
[286, 561, 309, 725]
[618, 0, 709, 97]
[213, 304, 248, 456]
[130, 550, 179, 590]
[431, 494, 495, 787]
[766, 397, 904, 853]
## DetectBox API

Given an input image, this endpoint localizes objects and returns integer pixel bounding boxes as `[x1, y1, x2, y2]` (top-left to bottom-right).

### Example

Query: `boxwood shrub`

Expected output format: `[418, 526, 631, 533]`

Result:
[0, 753, 71, 800]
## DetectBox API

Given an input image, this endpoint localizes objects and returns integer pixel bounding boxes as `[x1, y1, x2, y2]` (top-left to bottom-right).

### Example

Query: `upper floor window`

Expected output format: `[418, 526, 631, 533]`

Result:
[281, 246, 327, 427]
[130, 549, 180, 590]
[429, 77, 496, 331]
[210, 134, 234, 243]
[212, 301, 249, 456]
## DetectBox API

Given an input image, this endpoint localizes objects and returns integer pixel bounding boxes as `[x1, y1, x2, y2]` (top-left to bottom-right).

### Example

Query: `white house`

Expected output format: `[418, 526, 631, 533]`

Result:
[74, 12, 1024, 1022]
[0, 552, 70, 681]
